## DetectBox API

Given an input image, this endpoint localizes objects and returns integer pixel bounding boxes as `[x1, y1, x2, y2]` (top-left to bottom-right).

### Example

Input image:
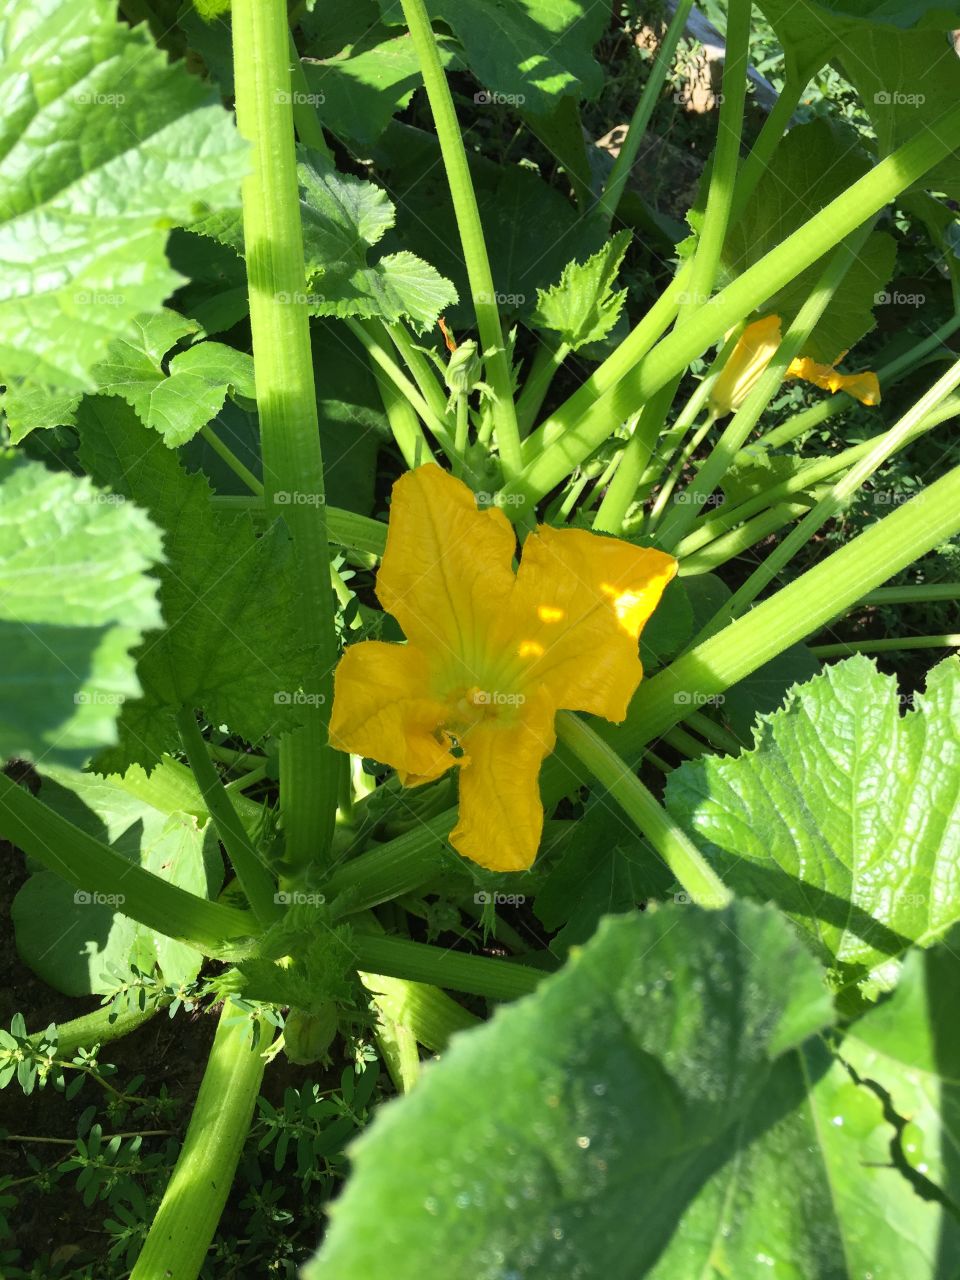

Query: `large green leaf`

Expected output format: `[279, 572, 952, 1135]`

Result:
[6, 310, 255, 446]
[720, 120, 895, 362]
[11, 762, 224, 996]
[834, 28, 960, 200]
[755, 0, 960, 80]
[665, 656, 960, 980]
[843, 932, 960, 1202]
[376, 0, 610, 113]
[76, 398, 315, 771]
[309, 900, 958, 1277]
[0, 0, 247, 396]
[373, 123, 600, 328]
[0, 457, 163, 767]
[301, 35, 456, 145]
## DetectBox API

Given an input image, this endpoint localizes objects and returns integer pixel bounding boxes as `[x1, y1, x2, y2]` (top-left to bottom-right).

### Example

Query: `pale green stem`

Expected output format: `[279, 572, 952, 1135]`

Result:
[370, 360, 438, 470]
[199, 423, 264, 496]
[347, 317, 458, 457]
[517, 339, 571, 438]
[696, 354, 960, 635]
[0, 774, 255, 957]
[647, 411, 718, 531]
[129, 1005, 270, 1280]
[508, 112, 960, 505]
[656, 223, 873, 548]
[678, 501, 817, 575]
[176, 708, 280, 927]
[680, 0, 752, 318]
[232, 0, 339, 871]
[399, 0, 523, 475]
[596, 0, 697, 231]
[811, 635, 959, 656]
[556, 712, 731, 907]
[860, 583, 960, 605]
[676, 398, 959, 559]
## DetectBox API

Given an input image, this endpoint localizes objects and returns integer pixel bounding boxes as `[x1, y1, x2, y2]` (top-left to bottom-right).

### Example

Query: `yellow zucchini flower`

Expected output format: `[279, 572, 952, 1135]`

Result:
[710, 315, 880, 417]
[329, 466, 677, 872]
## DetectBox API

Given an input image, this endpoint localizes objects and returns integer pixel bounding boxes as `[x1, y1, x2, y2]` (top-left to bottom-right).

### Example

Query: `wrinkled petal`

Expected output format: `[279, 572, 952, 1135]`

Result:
[329, 641, 454, 785]
[450, 687, 556, 871]
[709, 315, 782, 417]
[787, 356, 880, 406]
[505, 525, 677, 722]
[375, 466, 517, 669]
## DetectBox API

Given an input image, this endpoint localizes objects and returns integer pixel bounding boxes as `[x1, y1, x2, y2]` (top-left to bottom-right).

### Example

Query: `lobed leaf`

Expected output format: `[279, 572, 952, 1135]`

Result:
[0, 457, 163, 767]
[0, 0, 248, 395]
[665, 655, 960, 979]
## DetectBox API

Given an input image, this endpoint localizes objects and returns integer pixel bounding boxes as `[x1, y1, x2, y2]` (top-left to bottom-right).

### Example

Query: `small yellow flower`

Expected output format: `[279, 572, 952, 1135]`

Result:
[329, 466, 676, 872]
[710, 315, 880, 417]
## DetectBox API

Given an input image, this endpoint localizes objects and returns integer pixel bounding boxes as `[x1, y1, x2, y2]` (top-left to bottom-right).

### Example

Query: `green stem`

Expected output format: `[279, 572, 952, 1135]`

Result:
[232, 0, 339, 871]
[676, 398, 959, 559]
[399, 0, 523, 476]
[0, 774, 255, 957]
[860, 583, 960, 605]
[30, 1001, 161, 1058]
[680, 0, 752, 316]
[657, 224, 872, 548]
[697, 355, 960, 633]
[129, 1004, 269, 1280]
[370, 360, 438, 470]
[646, 411, 717, 531]
[811, 635, 959, 656]
[287, 30, 333, 157]
[386, 320, 456, 429]
[507, 107, 960, 505]
[593, 394, 672, 534]
[516, 339, 570, 437]
[359, 972, 479, 1052]
[347, 317, 458, 458]
[352, 935, 545, 1000]
[736, 312, 960, 461]
[678, 501, 817, 574]
[177, 709, 280, 927]
[199, 423, 264, 496]
[617, 463, 960, 757]
[596, 0, 696, 231]
[556, 712, 731, 906]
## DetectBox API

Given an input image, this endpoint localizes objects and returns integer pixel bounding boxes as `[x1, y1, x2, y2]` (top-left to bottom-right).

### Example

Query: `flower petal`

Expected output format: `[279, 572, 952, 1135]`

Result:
[508, 526, 677, 722]
[329, 640, 454, 785]
[787, 356, 880, 406]
[709, 315, 782, 417]
[375, 465, 517, 669]
[450, 687, 556, 871]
